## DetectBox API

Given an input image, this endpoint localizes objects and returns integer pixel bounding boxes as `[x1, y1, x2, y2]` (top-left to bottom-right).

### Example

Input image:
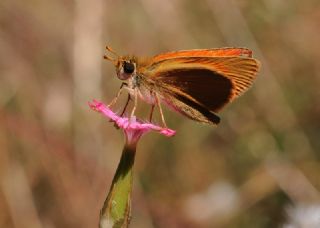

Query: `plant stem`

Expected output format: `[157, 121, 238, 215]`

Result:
[99, 142, 136, 228]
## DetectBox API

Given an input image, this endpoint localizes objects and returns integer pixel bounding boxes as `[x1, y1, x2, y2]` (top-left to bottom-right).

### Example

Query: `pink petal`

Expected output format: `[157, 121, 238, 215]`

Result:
[88, 100, 176, 137]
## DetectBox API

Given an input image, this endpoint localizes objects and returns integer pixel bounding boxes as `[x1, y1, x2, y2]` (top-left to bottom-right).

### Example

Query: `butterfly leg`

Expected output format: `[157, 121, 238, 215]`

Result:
[108, 82, 127, 107]
[130, 89, 138, 118]
[120, 94, 131, 117]
[149, 104, 155, 122]
[155, 94, 167, 128]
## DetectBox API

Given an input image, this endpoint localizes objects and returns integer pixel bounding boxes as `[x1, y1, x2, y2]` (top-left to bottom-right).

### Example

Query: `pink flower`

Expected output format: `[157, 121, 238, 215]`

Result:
[89, 99, 175, 226]
[88, 100, 175, 145]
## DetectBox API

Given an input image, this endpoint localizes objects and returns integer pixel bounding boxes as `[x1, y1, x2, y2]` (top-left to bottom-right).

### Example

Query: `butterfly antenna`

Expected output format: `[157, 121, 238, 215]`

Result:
[103, 54, 116, 63]
[104, 46, 119, 65]
[106, 45, 119, 57]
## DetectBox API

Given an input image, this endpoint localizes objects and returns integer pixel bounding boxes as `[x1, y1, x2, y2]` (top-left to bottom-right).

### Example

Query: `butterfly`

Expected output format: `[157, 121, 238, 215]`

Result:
[104, 46, 260, 126]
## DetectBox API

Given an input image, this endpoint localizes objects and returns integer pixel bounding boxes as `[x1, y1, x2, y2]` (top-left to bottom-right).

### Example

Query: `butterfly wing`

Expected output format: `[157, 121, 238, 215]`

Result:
[152, 47, 253, 62]
[139, 50, 260, 125]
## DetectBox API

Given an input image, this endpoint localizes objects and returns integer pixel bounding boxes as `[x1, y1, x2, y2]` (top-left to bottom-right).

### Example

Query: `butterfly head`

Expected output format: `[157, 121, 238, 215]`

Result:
[116, 57, 136, 80]
[104, 46, 136, 80]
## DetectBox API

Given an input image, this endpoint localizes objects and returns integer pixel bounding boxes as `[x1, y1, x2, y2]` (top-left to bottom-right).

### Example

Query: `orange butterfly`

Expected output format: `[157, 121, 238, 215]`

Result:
[104, 46, 260, 126]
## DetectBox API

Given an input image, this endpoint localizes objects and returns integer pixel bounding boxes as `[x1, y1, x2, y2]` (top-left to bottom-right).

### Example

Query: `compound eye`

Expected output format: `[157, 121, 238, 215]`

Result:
[123, 62, 135, 74]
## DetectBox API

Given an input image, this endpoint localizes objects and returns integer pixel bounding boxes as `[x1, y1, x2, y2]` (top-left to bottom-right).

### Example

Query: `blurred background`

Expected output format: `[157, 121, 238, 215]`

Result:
[1, 0, 320, 227]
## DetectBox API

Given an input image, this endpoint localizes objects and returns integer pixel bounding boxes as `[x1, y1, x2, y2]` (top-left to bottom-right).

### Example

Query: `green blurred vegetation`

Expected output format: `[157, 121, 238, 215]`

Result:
[1, 0, 320, 227]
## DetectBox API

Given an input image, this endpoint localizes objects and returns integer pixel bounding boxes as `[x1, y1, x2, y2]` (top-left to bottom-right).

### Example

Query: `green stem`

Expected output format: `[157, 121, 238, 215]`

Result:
[99, 142, 136, 228]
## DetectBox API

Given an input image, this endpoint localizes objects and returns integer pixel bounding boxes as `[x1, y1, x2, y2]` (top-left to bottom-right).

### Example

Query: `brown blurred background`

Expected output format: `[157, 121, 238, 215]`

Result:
[1, 0, 320, 227]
